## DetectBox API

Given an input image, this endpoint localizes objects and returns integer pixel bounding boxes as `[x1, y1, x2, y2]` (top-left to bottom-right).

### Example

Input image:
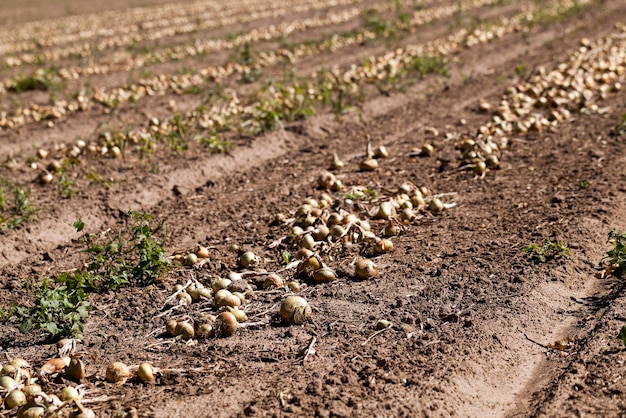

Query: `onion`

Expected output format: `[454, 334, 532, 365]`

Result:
[421, 143, 434, 156]
[355, 258, 377, 279]
[17, 406, 45, 418]
[279, 296, 312, 325]
[22, 383, 42, 398]
[41, 357, 70, 374]
[166, 319, 178, 335]
[1, 364, 17, 377]
[105, 362, 131, 385]
[196, 324, 214, 338]
[376, 319, 392, 330]
[297, 255, 321, 275]
[374, 145, 389, 158]
[263, 273, 284, 289]
[175, 321, 195, 340]
[226, 306, 248, 322]
[137, 363, 157, 383]
[185, 253, 198, 266]
[62, 386, 80, 401]
[0, 375, 17, 390]
[5, 389, 27, 409]
[300, 234, 315, 250]
[9, 358, 29, 369]
[216, 312, 238, 337]
[377, 202, 394, 220]
[428, 198, 445, 213]
[313, 266, 337, 283]
[195, 245, 210, 259]
[330, 153, 344, 170]
[212, 277, 231, 292]
[384, 223, 400, 237]
[360, 158, 378, 172]
[66, 357, 85, 380]
[239, 251, 258, 268]
[214, 289, 241, 308]
[374, 239, 394, 254]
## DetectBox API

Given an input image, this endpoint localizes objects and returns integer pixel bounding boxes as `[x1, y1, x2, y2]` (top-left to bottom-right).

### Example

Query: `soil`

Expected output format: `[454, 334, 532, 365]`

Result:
[1, 0, 626, 417]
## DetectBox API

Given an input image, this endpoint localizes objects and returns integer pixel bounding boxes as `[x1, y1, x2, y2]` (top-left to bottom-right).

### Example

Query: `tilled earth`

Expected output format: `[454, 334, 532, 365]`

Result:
[1, 0, 626, 417]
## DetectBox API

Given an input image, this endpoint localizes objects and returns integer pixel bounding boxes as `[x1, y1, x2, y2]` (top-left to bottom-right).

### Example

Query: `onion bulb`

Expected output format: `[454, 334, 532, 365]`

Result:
[66, 357, 85, 380]
[137, 363, 157, 383]
[216, 312, 238, 337]
[105, 362, 130, 385]
[239, 251, 258, 268]
[428, 198, 444, 213]
[214, 289, 241, 308]
[374, 239, 394, 254]
[196, 245, 210, 259]
[0, 375, 16, 390]
[62, 386, 80, 401]
[16, 406, 46, 418]
[175, 321, 195, 340]
[6, 389, 27, 408]
[355, 258, 377, 279]
[360, 158, 378, 172]
[279, 296, 312, 325]
[196, 323, 214, 338]
[166, 319, 178, 335]
[263, 273, 284, 289]
[313, 266, 337, 283]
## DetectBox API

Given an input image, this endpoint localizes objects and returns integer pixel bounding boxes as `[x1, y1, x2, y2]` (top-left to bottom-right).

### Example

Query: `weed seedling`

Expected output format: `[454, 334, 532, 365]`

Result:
[522, 238, 571, 263]
[618, 325, 626, 347]
[606, 231, 626, 277]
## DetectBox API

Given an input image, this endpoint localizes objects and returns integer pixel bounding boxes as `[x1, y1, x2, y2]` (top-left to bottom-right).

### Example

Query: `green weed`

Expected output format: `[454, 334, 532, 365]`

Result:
[618, 325, 626, 347]
[11, 278, 91, 338]
[1, 212, 169, 339]
[606, 231, 626, 277]
[0, 178, 35, 230]
[611, 114, 626, 136]
[197, 133, 234, 154]
[340, 188, 379, 201]
[515, 64, 528, 78]
[79, 211, 169, 289]
[8, 69, 63, 93]
[522, 238, 571, 263]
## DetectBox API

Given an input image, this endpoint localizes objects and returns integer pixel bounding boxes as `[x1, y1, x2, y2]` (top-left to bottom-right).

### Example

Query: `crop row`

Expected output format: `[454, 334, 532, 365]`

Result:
[0, 0, 506, 129]
[0, 0, 428, 89]
[0, 0, 366, 56]
[0, 0, 376, 65]
[79, 0, 595, 160]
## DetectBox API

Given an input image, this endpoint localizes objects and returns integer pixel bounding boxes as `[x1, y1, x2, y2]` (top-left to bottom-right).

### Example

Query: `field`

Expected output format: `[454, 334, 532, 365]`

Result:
[1, 0, 626, 416]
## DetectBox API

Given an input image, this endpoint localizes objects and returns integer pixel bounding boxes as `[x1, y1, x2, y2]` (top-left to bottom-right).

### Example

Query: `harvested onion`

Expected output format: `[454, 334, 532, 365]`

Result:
[137, 362, 157, 383]
[216, 312, 238, 337]
[279, 296, 312, 325]
[105, 362, 130, 385]
[355, 258, 377, 279]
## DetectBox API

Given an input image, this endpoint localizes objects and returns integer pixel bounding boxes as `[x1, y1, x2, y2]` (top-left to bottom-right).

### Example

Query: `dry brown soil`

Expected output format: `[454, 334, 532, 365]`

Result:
[1, 0, 626, 417]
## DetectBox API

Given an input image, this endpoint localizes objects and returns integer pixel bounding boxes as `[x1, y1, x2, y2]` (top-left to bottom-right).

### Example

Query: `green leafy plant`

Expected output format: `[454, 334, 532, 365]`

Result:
[606, 230, 626, 277]
[0, 178, 35, 230]
[11, 279, 91, 337]
[197, 133, 234, 154]
[1, 212, 169, 339]
[340, 188, 379, 201]
[8, 69, 63, 93]
[618, 325, 626, 347]
[515, 64, 528, 78]
[522, 238, 571, 263]
[79, 211, 169, 289]
[611, 113, 626, 136]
